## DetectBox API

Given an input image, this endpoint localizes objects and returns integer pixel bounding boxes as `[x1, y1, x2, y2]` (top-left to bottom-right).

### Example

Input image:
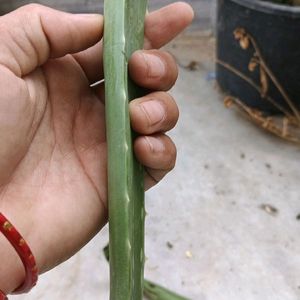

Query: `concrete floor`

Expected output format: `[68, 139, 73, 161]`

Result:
[10, 24, 300, 300]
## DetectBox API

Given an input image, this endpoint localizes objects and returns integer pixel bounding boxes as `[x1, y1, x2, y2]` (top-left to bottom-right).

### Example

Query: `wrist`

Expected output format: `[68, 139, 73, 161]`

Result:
[0, 213, 40, 295]
[0, 233, 25, 294]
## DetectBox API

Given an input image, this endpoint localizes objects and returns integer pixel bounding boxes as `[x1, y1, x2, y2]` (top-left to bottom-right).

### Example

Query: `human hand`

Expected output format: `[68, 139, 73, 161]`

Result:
[0, 2, 193, 294]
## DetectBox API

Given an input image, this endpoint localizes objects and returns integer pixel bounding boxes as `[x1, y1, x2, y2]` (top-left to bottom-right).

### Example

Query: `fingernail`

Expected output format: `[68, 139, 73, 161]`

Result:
[143, 54, 165, 78]
[141, 100, 166, 125]
[145, 136, 165, 153]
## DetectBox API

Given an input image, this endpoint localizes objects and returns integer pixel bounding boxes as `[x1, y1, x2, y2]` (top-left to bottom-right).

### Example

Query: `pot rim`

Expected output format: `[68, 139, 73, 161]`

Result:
[231, 0, 300, 17]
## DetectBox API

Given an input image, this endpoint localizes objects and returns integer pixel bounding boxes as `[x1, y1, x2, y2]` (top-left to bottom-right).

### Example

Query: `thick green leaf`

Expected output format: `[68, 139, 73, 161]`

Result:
[103, 1, 147, 299]
[144, 280, 191, 300]
[103, 245, 191, 300]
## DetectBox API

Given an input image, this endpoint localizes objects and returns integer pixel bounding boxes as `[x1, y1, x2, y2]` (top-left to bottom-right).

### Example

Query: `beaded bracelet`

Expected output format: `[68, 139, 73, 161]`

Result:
[0, 213, 38, 297]
[0, 290, 7, 300]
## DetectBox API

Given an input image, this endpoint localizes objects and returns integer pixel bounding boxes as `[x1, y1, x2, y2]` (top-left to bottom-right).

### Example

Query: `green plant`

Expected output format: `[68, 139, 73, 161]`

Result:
[103, 245, 191, 300]
[144, 281, 190, 300]
[103, 1, 191, 299]
[103, 0, 147, 299]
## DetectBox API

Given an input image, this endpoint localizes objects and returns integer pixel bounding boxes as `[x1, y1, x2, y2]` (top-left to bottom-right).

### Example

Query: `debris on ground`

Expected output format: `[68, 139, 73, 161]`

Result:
[265, 163, 272, 170]
[166, 242, 174, 249]
[260, 204, 279, 216]
[185, 250, 193, 259]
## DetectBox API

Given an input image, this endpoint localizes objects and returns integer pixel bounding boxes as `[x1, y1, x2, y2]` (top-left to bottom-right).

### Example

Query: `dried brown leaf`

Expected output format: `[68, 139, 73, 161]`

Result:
[240, 37, 250, 50]
[260, 66, 269, 98]
[233, 28, 246, 40]
[224, 97, 234, 108]
[248, 58, 258, 72]
[282, 117, 289, 137]
[224, 97, 300, 145]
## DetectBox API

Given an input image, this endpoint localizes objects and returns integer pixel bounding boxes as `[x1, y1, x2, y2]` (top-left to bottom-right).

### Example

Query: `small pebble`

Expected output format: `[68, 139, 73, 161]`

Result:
[166, 241, 174, 249]
[260, 204, 278, 216]
[265, 163, 272, 169]
[185, 250, 193, 259]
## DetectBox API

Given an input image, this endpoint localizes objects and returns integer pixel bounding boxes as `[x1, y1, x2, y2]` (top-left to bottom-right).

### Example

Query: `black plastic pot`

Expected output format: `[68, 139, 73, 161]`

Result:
[217, 0, 300, 113]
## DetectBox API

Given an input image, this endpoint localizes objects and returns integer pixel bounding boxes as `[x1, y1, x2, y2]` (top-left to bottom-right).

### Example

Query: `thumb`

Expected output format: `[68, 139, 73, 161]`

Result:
[0, 4, 103, 77]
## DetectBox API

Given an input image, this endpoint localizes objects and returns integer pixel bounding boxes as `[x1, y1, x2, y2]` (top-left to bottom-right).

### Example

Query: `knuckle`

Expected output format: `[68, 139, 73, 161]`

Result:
[22, 3, 44, 14]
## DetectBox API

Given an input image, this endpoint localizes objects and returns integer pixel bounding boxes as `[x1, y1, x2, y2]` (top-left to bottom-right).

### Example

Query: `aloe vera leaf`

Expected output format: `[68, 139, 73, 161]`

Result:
[144, 281, 191, 300]
[103, 1, 147, 299]
[103, 245, 191, 300]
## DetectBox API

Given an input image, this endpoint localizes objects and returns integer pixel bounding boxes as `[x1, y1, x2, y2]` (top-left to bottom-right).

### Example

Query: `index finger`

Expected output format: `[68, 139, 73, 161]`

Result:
[144, 2, 194, 49]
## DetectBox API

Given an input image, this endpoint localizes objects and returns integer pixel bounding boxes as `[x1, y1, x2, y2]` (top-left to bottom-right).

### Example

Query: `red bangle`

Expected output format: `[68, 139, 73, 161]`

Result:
[0, 213, 38, 295]
[0, 290, 7, 300]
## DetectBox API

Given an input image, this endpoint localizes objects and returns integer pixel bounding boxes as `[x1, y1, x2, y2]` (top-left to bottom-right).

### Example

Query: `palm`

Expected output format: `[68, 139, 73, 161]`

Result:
[1, 55, 108, 270]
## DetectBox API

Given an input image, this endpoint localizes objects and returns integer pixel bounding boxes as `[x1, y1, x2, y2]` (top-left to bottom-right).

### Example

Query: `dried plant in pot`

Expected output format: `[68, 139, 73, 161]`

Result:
[216, 0, 300, 143]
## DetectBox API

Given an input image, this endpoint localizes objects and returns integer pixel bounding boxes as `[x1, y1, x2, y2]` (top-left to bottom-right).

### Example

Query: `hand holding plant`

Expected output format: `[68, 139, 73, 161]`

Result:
[0, 3, 193, 295]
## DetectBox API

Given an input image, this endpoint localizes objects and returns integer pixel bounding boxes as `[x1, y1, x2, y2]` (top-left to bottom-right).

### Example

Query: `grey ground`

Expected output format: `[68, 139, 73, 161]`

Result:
[4, 1, 300, 300]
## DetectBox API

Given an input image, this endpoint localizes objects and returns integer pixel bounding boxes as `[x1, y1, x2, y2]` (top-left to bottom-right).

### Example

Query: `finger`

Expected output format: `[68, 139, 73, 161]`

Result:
[134, 134, 177, 189]
[144, 2, 194, 49]
[130, 92, 179, 135]
[92, 80, 105, 103]
[144, 168, 170, 191]
[129, 50, 178, 91]
[92, 50, 178, 103]
[73, 40, 103, 85]
[73, 2, 193, 84]
[0, 4, 103, 77]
